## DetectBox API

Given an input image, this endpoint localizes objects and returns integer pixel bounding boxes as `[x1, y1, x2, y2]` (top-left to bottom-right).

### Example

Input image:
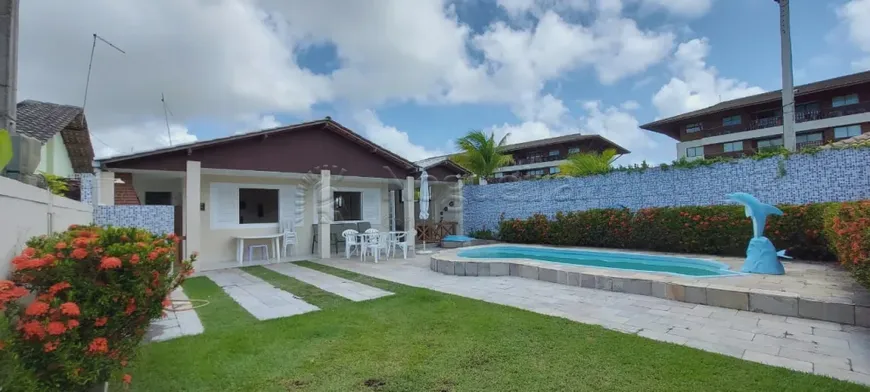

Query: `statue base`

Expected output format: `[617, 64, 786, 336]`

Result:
[741, 237, 785, 275]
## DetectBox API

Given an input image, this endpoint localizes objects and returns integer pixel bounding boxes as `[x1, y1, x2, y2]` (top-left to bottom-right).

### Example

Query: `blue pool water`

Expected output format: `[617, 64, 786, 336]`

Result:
[443, 235, 475, 242]
[457, 246, 740, 277]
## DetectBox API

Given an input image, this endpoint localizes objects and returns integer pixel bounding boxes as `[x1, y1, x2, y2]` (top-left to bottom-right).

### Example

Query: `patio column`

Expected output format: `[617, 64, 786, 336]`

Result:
[96, 170, 115, 205]
[404, 176, 415, 251]
[319, 169, 332, 258]
[185, 161, 201, 272]
[455, 177, 464, 235]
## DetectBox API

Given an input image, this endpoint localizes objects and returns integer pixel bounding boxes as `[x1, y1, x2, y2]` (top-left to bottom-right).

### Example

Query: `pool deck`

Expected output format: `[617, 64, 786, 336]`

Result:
[431, 244, 870, 327]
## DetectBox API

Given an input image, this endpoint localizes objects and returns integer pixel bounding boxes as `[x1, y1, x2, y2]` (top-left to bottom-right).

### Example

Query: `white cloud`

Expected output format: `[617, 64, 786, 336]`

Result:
[353, 110, 444, 162]
[95, 122, 197, 158]
[652, 38, 765, 118]
[620, 100, 640, 110]
[837, 0, 870, 71]
[233, 114, 283, 135]
[636, 0, 714, 18]
[578, 101, 663, 162]
[489, 121, 571, 145]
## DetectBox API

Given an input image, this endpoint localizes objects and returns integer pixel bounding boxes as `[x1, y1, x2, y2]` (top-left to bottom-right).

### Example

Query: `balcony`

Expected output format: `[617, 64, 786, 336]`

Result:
[797, 140, 824, 150]
[699, 101, 870, 137]
[513, 154, 564, 165]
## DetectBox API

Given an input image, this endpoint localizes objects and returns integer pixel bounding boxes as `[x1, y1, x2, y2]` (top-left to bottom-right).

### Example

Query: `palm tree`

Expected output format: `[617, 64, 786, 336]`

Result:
[451, 130, 514, 183]
[558, 148, 618, 177]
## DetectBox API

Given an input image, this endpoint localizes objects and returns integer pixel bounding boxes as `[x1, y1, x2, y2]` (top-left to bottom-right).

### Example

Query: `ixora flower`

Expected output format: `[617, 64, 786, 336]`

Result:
[67, 319, 80, 329]
[70, 248, 88, 260]
[48, 282, 72, 295]
[54, 242, 68, 250]
[43, 340, 59, 353]
[59, 302, 81, 317]
[20, 320, 46, 339]
[87, 337, 109, 354]
[94, 317, 108, 327]
[46, 321, 67, 336]
[100, 256, 122, 270]
[122, 374, 132, 384]
[25, 301, 50, 316]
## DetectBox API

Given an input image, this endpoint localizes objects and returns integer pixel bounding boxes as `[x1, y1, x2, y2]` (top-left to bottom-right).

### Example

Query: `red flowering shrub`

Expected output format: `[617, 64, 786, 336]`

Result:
[498, 203, 836, 261]
[1, 225, 194, 391]
[824, 201, 870, 288]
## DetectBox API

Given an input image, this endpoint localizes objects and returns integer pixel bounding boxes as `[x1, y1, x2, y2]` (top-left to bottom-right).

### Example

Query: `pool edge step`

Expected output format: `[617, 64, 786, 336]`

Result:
[429, 255, 866, 327]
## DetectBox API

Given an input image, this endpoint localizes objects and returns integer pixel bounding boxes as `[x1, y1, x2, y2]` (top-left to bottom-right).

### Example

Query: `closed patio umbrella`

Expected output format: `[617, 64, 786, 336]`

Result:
[418, 171, 433, 254]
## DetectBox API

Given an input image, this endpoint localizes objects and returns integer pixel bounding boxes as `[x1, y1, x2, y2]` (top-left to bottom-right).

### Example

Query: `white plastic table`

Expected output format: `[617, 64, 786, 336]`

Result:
[235, 233, 283, 266]
[356, 231, 406, 262]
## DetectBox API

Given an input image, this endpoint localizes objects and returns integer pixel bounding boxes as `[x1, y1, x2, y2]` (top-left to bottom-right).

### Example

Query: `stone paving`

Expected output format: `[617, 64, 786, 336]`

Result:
[145, 289, 205, 343]
[202, 268, 319, 320]
[265, 263, 393, 302]
[315, 254, 870, 386]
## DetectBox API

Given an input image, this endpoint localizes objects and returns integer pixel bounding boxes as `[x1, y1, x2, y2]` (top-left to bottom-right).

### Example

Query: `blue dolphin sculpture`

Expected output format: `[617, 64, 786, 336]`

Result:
[726, 192, 783, 239]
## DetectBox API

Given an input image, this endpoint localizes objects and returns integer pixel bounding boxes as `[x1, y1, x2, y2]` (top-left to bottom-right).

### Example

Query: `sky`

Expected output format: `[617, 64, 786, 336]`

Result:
[16, 0, 870, 165]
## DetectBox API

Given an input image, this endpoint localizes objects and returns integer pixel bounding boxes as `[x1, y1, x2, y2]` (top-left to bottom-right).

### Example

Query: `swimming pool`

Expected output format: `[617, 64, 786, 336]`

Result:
[456, 246, 740, 277]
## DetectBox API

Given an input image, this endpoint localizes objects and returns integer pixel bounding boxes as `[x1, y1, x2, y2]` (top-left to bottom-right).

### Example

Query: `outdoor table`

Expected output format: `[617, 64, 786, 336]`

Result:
[234, 233, 283, 266]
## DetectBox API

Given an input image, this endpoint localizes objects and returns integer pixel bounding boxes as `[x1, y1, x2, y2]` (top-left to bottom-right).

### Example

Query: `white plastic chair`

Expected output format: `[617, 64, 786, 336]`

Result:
[364, 228, 379, 234]
[342, 229, 361, 259]
[362, 232, 389, 263]
[280, 221, 297, 259]
[247, 244, 269, 262]
[389, 231, 411, 259]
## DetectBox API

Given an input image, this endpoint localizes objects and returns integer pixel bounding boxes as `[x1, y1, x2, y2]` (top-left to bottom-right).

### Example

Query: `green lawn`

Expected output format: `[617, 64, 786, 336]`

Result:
[121, 262, 867, 391]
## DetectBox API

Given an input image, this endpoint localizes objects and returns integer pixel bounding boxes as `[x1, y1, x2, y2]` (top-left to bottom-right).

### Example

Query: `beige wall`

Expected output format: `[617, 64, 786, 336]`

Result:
[197, 173, 391, 269]
[132, 175, 183, 206]
[34, 134, 75, 178]
[0, 177, 93, 278]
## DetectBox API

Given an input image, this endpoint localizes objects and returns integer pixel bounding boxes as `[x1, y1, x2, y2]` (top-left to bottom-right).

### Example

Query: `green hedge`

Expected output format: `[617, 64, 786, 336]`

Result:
[497, 203, 835, 261]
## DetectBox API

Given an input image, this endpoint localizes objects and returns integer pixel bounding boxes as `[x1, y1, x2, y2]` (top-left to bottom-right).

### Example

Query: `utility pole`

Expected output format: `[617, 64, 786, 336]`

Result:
[777, 0, 796, 151]
[0, 0, 18, 137]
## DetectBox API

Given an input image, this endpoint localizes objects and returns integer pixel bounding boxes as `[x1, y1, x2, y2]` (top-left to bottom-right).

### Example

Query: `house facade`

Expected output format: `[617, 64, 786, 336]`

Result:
[95, 118, 466, 272]
[489, 134, 629, 180]
[640, 71, 870, 159]
[14, 100, 95, 177]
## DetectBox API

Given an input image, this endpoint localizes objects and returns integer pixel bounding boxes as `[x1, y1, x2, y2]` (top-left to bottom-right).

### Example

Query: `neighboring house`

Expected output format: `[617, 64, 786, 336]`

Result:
[95, 118, 466, 272]
[16, 100, 95, 177]
[640, 70, 870, 160]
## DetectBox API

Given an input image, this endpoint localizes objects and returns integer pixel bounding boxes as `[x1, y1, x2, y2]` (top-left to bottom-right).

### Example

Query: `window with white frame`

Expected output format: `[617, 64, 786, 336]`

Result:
[757, 138, 783, 150]
[549, 167, 560, 174]
[796, 132, 823, 144]
[722, 115, 742, 126]
[686, 123, 702, 133]
[210, 183, 297, 230]
[494, 172, 504, 178]
[723, 141, 743, 152]
[686, 146, 703, 158]
[832, 94, 859, 108]
[548, 150, 559, 157]
[528, 169, 545, 176]
[568, 147, 580, 154]
[835, 124, 861, 139]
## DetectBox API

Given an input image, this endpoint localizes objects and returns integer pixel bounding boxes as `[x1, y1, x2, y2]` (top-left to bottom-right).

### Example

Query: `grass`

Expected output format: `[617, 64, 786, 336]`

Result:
[118, 261, 868, 392]
[242, 266, 351, 309]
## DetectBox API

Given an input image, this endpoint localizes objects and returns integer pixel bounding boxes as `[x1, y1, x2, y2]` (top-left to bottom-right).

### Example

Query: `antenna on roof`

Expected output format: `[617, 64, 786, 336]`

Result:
[161, 93, 173, 146]
[82, 33, 126, 112]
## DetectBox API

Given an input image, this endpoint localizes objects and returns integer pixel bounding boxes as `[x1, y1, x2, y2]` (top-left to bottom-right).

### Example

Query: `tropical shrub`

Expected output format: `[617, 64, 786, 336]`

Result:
[824, 201, 870, 288]
[0, 225, 194, 391]
[452, 130, 514, 183]
[467, 228, 496, 240]
[498, 203, 835, 261]
[558, 148, 618, 178]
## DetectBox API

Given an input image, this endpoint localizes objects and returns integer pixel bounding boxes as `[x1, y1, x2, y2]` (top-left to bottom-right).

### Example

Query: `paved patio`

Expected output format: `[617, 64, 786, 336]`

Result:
[315, 253, 870, 385]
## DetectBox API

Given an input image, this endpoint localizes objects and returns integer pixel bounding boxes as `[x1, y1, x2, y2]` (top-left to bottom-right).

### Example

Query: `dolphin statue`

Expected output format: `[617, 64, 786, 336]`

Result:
[726, 192, 783, 239]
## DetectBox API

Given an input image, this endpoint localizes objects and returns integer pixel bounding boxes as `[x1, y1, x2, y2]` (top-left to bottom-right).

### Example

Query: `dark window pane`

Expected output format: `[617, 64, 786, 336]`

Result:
[239, 188, 279, 224]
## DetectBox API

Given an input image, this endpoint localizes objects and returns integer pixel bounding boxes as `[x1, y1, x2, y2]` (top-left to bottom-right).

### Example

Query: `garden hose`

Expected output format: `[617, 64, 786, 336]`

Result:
[165, 299, 210, 311]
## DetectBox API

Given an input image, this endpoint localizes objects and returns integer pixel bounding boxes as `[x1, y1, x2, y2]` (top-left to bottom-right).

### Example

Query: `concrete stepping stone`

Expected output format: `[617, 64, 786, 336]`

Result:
[145, 288, 205, 343]
[265, 263, 393, 302]
[202, 268, 319, 320]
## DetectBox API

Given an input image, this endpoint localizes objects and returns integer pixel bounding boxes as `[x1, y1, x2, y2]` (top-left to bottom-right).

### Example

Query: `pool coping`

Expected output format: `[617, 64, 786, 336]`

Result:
[430, 244, 870, 327]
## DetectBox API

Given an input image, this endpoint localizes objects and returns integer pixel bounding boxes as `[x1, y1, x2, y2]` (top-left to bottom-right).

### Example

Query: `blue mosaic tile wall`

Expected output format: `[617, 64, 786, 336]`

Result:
[94, 205, 175, 235]
[463, 148, 870, 233]
[80, 173, 94, 205]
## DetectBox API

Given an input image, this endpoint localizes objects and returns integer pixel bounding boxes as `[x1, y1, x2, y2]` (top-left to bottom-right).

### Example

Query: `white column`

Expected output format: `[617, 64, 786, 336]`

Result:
[97, 171, 115, 205]
[404, 176, 415, 251]
[318, 169, 332, 258]
[185, 161, 201, 272]
[456, 178, 464, 235]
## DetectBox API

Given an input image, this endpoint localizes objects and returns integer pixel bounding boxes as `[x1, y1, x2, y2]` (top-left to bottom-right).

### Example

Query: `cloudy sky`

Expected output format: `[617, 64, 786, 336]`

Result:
[17, 0, 870, 164]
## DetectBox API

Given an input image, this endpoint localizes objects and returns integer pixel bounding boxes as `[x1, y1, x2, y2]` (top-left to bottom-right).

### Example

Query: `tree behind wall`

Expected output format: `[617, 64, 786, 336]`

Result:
[558, 148, 617, 178]
[451, 130, 513, 184]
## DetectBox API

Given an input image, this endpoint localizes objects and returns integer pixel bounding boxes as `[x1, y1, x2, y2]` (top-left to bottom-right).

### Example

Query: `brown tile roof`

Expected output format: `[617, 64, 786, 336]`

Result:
[500, 133, 630, 154]
[17, 100, 95, 173]
[824, 132, 870, 148]
[640, 70, 870, 131]
[99, 118, 418, 170]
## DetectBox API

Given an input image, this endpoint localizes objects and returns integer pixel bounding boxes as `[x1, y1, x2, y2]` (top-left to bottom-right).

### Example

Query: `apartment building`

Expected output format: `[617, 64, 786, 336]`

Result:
[640, 71, 870, 159]
[491, 134, 629, 180]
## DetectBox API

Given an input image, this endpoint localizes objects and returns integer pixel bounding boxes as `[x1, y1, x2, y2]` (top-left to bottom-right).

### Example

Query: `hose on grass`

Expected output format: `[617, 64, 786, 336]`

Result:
[164, 299, 210, 311]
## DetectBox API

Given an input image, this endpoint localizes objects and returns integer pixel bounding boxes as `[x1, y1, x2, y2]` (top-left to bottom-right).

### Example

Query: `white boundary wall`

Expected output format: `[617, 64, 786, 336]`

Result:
[0, 176, 93, 278]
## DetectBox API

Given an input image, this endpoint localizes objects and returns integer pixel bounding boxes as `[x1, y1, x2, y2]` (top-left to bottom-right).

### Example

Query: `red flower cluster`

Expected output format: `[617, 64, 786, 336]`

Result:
[0, 280, 28, 311]
[100, 256, 122, 270]
[87, 337, 109, 354]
